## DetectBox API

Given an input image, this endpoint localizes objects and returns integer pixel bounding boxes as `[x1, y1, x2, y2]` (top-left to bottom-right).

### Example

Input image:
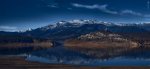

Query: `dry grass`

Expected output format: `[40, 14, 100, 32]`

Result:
[0, 42, 53, 49]
[64, 39, 138, 49]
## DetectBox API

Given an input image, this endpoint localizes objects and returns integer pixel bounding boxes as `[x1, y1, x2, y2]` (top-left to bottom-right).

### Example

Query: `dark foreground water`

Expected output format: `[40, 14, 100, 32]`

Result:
[26, 46, 150, 66]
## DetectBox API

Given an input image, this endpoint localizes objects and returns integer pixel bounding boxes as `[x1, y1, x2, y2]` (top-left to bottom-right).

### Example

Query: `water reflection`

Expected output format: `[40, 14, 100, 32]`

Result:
[26, 47, 150, 66]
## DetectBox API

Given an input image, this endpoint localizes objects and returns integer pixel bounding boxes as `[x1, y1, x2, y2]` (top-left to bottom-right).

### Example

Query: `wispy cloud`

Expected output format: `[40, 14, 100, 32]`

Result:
[47, 4, 57, 8]
[67, 8, 73, 10]
[143, 14, 150, 17]
[120, 10, 143, 16]
[120, 9, 150, 17]
[72, 3, 150, 17]
[0, 26, 18, 32]
[72, 3, 118, 14]
[47, 3, 58, 8]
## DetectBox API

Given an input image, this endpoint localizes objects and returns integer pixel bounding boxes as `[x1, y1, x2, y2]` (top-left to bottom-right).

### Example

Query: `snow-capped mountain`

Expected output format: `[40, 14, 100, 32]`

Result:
[23, 19, 150, 32]
[24, 19, 150, 40]
[25, 20, 108, 39]
[36, 19, 116, 31]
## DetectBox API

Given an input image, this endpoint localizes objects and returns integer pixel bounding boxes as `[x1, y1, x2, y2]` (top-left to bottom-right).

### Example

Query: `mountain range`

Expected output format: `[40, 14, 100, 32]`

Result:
[0, 19, 149, 43]
[22, 19, 150, 40]
[0, 19, 150, 58]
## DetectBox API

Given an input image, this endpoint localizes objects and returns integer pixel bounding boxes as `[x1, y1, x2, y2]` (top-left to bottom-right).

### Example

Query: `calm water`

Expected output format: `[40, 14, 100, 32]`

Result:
[26, 46, 150, 66]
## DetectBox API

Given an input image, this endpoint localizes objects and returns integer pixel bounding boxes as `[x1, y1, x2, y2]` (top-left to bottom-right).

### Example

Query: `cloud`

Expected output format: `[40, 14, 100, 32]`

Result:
[72, 3, 118, 14]
[120, 10, 150, 17]
[72, 3, 150, 17]
[0, 26, 18, 32]
[67, 8, 73, 10]
[47, 4, 57, 8]
[120, 10, 143, 16]
[143, 14, 150, 17]
[47, 3, 58, 8]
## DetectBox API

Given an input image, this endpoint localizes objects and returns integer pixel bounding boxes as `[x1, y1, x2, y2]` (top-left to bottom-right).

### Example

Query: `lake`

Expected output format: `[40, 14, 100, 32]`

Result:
[26, 46, 150, 66]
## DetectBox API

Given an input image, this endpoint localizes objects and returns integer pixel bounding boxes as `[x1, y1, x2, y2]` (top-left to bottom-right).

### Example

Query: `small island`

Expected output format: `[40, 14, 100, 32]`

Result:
[64, 31, 138, 58]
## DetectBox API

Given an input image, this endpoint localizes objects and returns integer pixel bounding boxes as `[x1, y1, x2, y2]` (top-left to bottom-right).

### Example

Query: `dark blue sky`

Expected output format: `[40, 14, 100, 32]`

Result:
[0, 0, 150, 31]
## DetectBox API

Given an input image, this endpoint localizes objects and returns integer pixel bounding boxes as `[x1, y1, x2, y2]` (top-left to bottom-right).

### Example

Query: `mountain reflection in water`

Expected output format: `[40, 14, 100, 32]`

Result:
[26, 46, 150, 66]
